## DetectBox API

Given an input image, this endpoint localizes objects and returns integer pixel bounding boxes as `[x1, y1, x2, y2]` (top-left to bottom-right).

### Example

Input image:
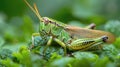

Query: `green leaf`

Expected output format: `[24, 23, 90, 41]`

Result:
[73, 52, 98, 61]
[114, 37, 120, 49]
[49, 57, 74, 67]
[104, 20, 120, 37]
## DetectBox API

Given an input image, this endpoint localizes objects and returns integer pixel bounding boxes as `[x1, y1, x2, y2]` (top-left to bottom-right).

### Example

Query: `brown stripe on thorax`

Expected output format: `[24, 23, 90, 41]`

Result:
[42, 17, 64, 28]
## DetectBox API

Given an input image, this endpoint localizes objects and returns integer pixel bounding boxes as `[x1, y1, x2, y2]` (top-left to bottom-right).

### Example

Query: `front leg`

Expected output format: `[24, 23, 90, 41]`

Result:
[31, 33, 41, 49]
[43, 36, 53, 54]
[54, 38, 67, 56]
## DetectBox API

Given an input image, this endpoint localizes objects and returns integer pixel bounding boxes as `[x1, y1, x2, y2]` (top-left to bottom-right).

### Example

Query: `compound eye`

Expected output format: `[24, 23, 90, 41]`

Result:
[102, 36, 108, 42]
[43, 17, 49, 22]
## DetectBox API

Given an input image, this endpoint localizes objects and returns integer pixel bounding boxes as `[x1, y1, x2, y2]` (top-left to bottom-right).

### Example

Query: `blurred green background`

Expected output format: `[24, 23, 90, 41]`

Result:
[0, 0, 120, 49]
[0, 0, 120, 67]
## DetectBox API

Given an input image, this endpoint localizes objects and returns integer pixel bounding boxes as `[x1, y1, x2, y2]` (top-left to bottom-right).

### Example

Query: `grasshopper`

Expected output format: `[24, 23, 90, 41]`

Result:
[24, 0, 115, 55]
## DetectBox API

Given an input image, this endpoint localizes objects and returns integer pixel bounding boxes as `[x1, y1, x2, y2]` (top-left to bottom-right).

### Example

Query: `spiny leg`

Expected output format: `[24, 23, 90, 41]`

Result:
[54, 38, 67, 56]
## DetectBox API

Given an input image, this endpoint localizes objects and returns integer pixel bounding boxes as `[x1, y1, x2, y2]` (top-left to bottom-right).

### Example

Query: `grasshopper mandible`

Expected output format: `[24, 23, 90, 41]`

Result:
[24, 0, 115, 55]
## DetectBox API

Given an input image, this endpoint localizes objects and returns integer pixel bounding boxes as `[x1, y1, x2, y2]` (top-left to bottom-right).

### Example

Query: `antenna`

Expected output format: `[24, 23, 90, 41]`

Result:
[33, 3, 43, 21]
[24, 0, 43, 21]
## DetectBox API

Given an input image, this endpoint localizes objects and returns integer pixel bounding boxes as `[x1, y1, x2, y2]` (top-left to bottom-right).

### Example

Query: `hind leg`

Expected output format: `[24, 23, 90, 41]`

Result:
[85, 23, 96, 29]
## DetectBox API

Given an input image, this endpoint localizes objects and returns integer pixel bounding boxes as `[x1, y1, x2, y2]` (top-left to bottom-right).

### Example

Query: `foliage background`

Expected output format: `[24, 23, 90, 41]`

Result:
[0, 0, 120, 67]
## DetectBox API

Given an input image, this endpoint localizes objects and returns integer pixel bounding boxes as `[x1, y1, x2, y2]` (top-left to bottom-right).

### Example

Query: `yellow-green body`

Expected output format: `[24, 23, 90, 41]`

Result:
[32, 17, 108, 53]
